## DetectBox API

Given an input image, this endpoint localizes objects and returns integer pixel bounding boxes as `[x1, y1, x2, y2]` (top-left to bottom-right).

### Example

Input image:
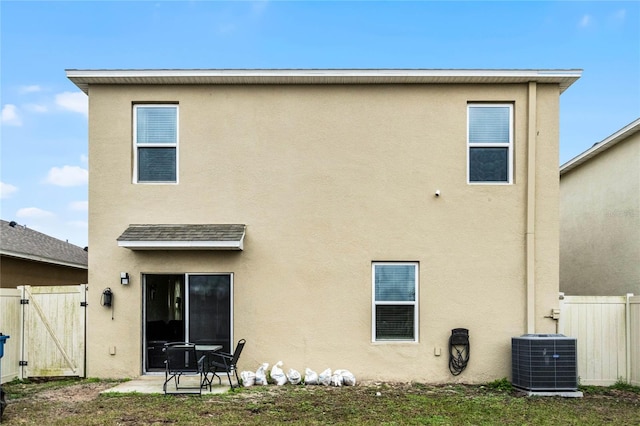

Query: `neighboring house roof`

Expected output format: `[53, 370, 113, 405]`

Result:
[66, 68, 582, 94]
[117, 224, 246, 250]
[560, 118, 640, 175]
[0, 219, 88, 269]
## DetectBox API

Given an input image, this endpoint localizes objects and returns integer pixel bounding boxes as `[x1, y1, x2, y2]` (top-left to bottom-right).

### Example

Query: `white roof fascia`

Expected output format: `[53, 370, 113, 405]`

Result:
[560, 118, 640, 175]
[0, 249, 88, 269]
[66, 69, 582, 94]
[117, 239, 243, 251]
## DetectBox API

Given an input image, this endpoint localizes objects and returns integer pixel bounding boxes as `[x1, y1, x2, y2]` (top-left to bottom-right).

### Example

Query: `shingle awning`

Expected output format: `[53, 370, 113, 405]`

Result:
[117, 224, 245, 250]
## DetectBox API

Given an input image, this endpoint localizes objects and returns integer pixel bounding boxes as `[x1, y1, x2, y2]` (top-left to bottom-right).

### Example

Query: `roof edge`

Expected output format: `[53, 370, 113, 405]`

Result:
[117, 240, 243, 251]
[1, 249, 88, 270]
[66, 68, 582, 94]
[560, 118, 640, 175]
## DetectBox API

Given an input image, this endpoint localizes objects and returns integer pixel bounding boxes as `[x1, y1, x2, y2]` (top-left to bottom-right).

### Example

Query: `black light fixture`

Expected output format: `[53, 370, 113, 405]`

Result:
[120, 272, 130, 285]
[101, 288, 113, 307]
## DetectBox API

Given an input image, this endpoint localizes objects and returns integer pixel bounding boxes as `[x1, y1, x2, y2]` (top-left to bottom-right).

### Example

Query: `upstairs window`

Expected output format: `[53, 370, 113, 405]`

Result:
[468, 104, 513, 184]
[134, 104, 178, 183]
[372, 262, 418, 342]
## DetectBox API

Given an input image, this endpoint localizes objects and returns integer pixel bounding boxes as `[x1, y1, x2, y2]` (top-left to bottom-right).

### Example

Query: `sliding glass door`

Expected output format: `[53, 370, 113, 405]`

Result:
[143, 273, 233, 372]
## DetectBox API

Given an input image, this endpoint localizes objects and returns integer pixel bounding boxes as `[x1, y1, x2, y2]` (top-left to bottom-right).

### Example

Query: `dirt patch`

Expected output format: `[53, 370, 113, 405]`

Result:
[32, 382, 116, 403]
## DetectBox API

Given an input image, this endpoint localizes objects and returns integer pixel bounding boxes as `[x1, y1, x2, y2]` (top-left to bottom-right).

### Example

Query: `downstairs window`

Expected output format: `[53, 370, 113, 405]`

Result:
[372, 262, 418, 342]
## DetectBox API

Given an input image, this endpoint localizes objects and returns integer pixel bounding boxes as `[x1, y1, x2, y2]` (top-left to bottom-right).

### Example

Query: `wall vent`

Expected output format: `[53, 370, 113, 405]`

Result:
[511, 334, 578, 391]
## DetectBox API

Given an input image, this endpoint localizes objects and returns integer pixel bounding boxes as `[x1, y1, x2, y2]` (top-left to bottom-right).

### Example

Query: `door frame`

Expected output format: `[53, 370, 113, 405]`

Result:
[141, 272, 234, 374]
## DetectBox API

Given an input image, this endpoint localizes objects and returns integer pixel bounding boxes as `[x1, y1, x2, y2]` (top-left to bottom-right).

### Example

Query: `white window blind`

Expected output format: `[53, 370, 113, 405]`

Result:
[468, 106, 510, 143]
[374, 265, 416, 302]
[136, 107, 177, 144]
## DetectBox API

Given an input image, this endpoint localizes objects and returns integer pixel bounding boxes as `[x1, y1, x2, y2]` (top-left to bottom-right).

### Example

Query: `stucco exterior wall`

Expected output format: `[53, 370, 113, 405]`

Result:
[87, 82, 561, 382]
[560, 132, 640, 296]
[0, 256, 87, 288]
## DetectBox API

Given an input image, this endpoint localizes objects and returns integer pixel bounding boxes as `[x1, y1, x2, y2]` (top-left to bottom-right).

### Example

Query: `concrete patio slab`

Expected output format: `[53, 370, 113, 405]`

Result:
[102, 375, 233, 395]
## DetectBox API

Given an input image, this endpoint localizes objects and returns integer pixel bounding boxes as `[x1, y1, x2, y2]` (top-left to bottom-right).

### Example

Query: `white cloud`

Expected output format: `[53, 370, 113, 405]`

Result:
[44, 165, 88, 187]
[0, 181, 18, 199]
[579, 14, 592, 28]
[55, 91, 88, 116]
[24, 103, 48, 113]
[16, 207, 55, 219]
[20, 85, 42, 93]
[1, 104, 22, 126]
[69, 201, 88, 211]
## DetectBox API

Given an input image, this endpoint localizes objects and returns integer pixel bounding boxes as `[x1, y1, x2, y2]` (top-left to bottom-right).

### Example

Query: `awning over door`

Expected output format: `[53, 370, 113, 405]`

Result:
[117, 224, 245, 250]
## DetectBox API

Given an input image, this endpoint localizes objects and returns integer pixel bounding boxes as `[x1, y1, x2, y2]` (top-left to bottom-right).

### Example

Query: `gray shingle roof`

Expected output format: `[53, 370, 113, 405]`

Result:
[117, 224, 246, 250]
[0, 220, 88, 268]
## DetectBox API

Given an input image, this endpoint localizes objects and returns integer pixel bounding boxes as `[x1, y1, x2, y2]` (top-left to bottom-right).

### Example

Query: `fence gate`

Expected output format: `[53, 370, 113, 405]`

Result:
[559, 294, 639, 386]
[0, 288, 21, 383]
[0, 285, 87, 381]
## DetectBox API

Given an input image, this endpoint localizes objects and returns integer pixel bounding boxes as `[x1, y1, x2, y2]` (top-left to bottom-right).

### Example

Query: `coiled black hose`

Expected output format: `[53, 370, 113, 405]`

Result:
[449, 328, 470, 376]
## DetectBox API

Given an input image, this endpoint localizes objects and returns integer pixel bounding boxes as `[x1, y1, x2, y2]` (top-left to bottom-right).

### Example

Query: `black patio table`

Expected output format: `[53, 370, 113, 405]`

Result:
[195, 344, 222, 390]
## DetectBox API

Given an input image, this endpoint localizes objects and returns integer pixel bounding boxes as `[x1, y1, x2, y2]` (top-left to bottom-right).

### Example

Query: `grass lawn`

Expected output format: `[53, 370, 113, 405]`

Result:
[1, 378, 639, 425]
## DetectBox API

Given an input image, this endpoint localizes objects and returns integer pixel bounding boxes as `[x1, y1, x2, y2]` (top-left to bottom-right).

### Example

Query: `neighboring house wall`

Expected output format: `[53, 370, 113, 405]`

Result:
[1, 256, 87, 287]
[560, 120, 640, 296]
[70, 70, 578, 382]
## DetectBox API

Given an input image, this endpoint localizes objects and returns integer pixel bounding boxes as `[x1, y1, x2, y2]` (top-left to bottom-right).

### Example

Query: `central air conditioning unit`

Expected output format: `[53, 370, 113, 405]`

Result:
[511, 334, 578, 391]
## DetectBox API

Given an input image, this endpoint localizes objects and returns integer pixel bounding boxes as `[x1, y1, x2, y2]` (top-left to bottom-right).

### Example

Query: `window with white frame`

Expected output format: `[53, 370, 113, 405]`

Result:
[372, 262, 418, 342]
[134, 104, 178, 183]
[467, 103, 513, 183]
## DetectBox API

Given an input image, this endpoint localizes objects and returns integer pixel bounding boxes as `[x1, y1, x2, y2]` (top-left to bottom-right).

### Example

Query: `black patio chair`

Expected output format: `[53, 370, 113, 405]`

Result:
[163, 342, 206, 395]
[207, 339, 246, 390]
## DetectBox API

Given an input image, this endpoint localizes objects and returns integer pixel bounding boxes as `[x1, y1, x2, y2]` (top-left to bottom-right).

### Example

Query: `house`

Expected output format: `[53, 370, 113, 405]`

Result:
[66, 69, 581, 382]
[560, 118, 640, 296]
[0, 219, 88, 288]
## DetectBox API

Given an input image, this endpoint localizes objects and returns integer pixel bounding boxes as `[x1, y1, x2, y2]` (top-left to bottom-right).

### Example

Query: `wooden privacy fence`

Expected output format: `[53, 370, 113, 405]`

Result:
[559, 294, 640, 386]
[0, 285, 87, 384]
[0, 288, 21, 384]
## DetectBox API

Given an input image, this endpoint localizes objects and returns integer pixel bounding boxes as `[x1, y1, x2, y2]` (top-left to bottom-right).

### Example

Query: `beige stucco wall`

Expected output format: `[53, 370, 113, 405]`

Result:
[87, 82, 561, 382]
[0, 256, 87, 288]
[560, 132, 640, 296]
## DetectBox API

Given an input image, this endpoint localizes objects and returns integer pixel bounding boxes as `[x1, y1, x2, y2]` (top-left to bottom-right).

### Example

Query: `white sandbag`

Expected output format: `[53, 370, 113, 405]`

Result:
[271, 361, 287, 386]
[334, 369, 356, 386]
[318, 368, 332, 386]
[304, 368, 318, 385]
[255, 362, 269, 385]
[341, 370, 357, 386]
[240, 370, 256, 387]
[287, 368, 302, 385]
[330, 372, 343, 387]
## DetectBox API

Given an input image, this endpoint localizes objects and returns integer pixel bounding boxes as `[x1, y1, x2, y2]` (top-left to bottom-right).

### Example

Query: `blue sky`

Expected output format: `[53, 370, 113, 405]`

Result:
[1, 1, 639, 248]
